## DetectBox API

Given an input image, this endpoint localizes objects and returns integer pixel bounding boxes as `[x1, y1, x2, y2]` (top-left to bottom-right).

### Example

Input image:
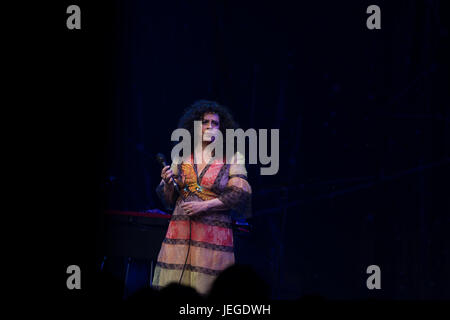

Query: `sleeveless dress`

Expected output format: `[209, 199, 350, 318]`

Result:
[152, 152, 251, 295]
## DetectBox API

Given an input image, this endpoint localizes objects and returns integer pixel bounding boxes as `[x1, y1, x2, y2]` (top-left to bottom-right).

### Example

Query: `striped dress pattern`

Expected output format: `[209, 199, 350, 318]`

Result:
[153, 153, 251, 295]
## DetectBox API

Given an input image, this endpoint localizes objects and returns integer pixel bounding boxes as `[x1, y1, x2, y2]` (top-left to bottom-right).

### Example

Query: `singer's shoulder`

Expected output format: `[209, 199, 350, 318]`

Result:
[229, 152, 247, 177]
[229, 152, 246, 165]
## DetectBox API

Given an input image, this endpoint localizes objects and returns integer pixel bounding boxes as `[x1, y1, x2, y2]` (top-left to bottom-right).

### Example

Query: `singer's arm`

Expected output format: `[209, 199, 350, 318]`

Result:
[156, 164, 179, 210]
[163, 178, 176, 198]
[181, 198, 228, 216]
[181, 153, 252, 217]
[163, 177, 175, 193]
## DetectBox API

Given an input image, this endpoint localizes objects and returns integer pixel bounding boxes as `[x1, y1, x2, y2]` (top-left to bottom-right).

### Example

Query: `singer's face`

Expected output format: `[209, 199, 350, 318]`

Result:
[202, 113, 220, 135]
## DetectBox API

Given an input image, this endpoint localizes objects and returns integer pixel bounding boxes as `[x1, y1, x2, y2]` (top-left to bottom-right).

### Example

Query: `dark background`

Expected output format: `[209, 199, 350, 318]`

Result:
[38, 0, 449, 302]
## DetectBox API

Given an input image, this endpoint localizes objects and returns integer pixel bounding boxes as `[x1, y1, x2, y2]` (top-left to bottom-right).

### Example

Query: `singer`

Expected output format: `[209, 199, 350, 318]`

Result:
[152, 100, 252, 295]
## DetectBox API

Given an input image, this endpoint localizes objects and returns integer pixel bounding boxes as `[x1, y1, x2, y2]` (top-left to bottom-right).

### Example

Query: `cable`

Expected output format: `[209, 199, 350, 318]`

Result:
[178, 215, 191, 284]
[156, 153, 192, 285]
[164, 172, 191, 285]
[175, 181, 191, 285]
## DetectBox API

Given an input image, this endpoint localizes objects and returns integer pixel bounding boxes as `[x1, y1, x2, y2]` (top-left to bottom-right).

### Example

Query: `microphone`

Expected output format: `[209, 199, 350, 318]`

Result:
[156, 153, 182, 195]
[156, 152, 168, 168]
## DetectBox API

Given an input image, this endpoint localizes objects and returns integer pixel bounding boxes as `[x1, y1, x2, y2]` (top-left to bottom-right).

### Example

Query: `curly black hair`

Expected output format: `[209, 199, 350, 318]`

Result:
[177, 100, 239, 159]
[178, 100, 238, 133]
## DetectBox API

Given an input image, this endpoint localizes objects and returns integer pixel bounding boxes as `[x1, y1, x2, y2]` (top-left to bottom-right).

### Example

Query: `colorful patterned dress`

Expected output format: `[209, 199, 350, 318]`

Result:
[152, 153, 251, 295]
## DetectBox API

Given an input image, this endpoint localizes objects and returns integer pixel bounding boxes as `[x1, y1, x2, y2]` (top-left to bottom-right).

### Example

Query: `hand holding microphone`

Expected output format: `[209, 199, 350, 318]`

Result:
[161, 165, 175, 184]
[156, 153, 185, 197]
